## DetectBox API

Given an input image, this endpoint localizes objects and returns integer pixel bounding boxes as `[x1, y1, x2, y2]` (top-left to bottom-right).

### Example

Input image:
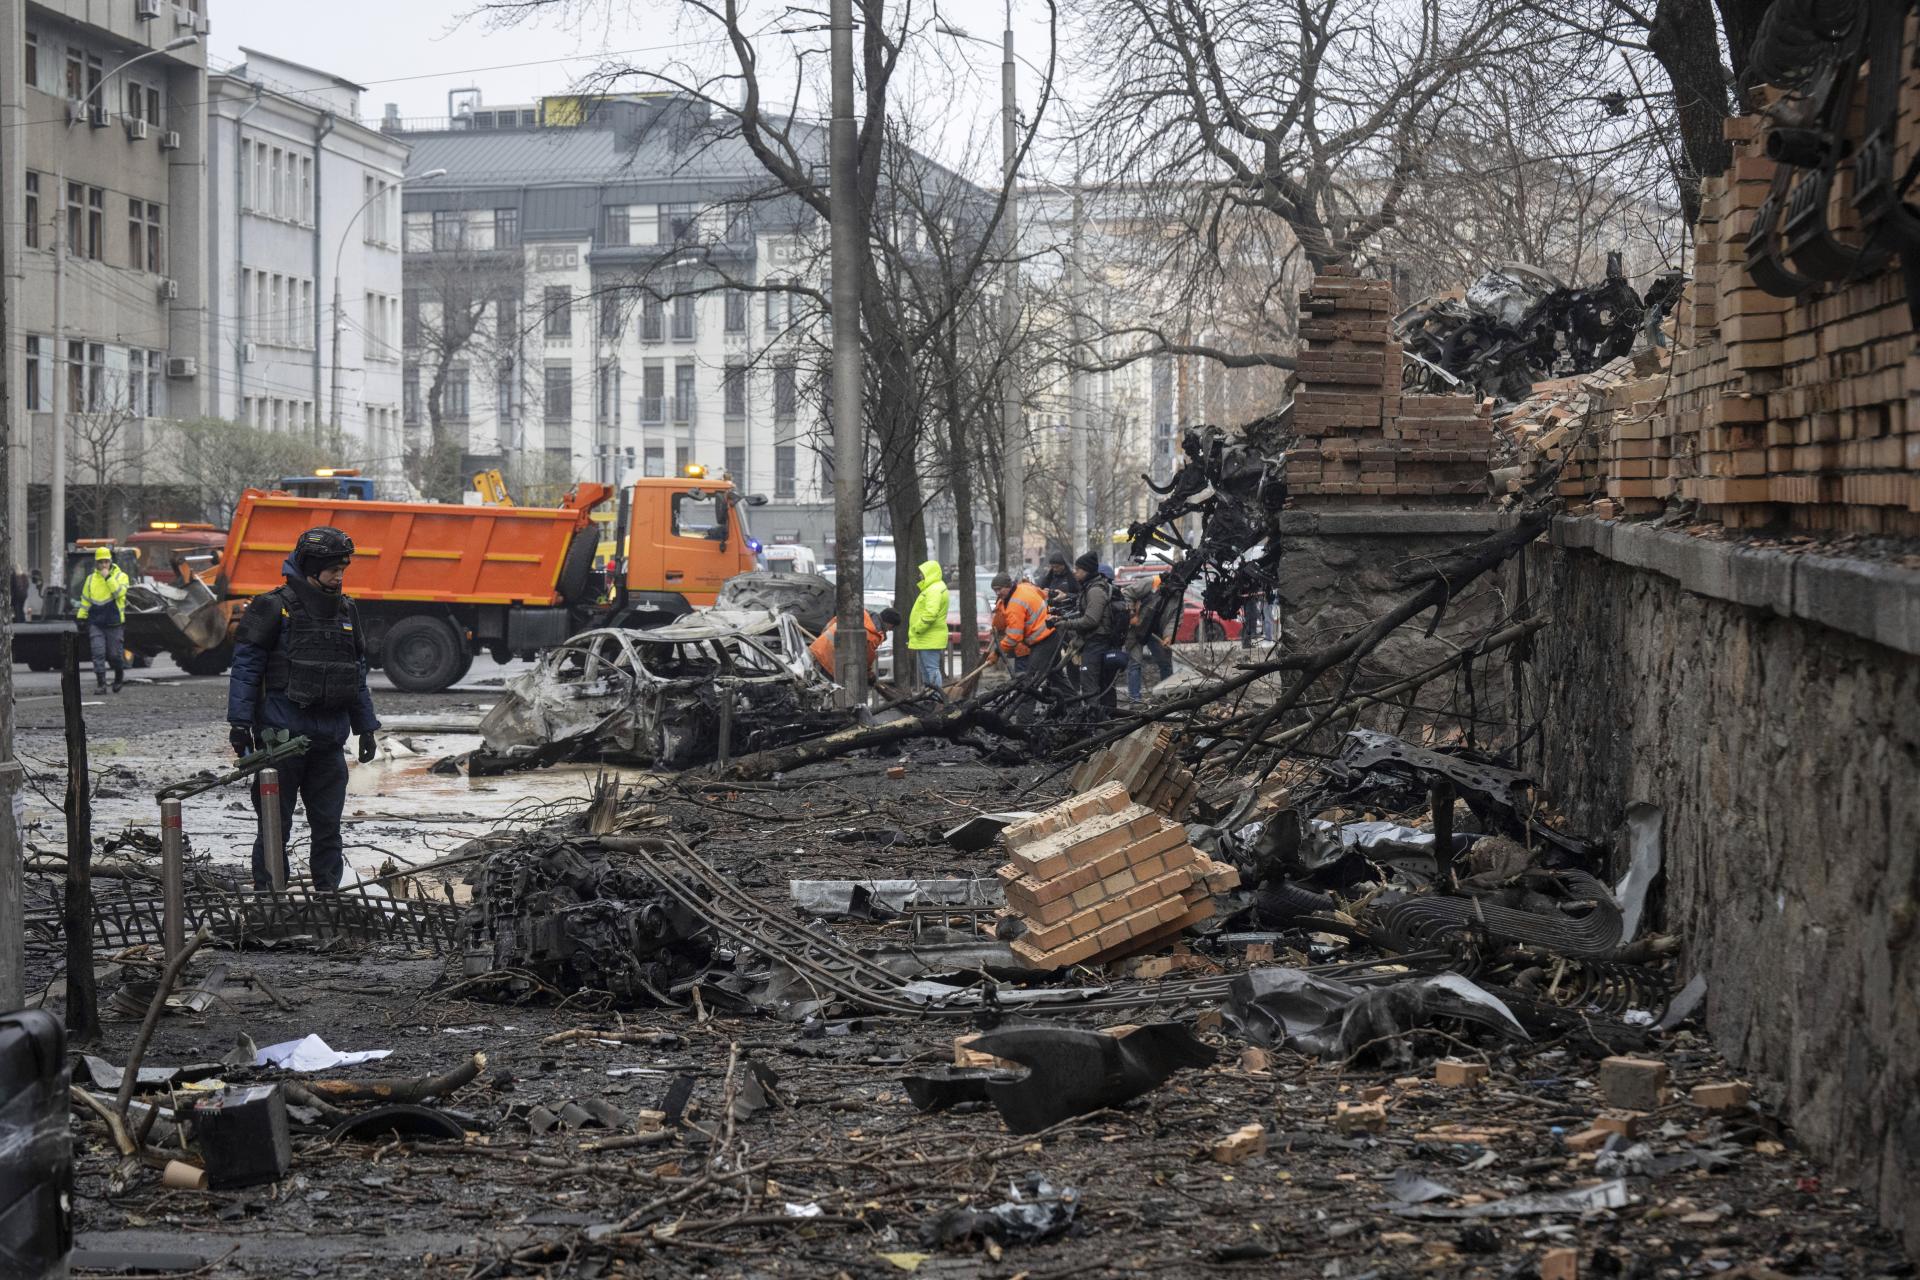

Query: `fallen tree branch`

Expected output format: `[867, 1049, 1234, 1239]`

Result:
[709, 699, 1030, 781]
[112, 925, 214, 1124]
[303, 1051, 487, 1104]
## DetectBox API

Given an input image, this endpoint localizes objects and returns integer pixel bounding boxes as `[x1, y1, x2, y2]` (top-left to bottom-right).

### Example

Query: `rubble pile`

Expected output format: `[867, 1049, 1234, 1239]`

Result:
[997, 782, 1237, 969]
[1488, 349, 1672, 515]
[1068, 724, 1197, 819]
[1288, 268, 1494, 505]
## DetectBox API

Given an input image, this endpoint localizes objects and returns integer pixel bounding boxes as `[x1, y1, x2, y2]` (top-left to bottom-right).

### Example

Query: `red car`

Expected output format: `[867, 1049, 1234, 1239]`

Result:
[1111, 566, 1243, 643]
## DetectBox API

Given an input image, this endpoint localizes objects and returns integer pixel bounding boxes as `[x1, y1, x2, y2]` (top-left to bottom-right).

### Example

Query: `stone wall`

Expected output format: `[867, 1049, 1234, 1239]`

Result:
[1525, 520, 1920, 1252]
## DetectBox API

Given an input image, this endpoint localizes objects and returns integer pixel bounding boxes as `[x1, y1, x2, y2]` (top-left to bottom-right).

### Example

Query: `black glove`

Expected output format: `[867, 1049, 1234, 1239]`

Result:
[75, 617, 89, 632]
[228, 725, 254, 757]
[357, 733, 377, 764]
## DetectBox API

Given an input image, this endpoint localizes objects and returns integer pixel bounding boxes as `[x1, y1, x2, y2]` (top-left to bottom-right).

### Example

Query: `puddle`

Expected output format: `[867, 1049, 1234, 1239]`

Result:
[25, 727, 665, 886]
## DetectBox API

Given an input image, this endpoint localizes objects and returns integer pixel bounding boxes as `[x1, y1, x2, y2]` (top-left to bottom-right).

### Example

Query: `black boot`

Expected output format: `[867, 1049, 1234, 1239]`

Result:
[111, 669, 125, 692]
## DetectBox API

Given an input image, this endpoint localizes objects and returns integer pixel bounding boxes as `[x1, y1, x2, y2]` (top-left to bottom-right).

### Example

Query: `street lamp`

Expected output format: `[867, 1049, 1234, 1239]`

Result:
[46, 33, 200, 587]
[329, 167, 447, 438]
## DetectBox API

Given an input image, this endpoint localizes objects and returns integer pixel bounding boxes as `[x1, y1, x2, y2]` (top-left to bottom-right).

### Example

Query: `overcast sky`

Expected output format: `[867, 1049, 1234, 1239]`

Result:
[211, 0, 1067, 169]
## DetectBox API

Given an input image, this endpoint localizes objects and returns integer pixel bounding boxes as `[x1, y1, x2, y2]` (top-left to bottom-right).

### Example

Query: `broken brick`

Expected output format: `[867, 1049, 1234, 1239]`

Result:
[1597, 1057, 1669, 1111]
[1334, 1101, 1387, 1134]
[1434, 1060, 1489, 1087]
[1563, 1126, 1612, 1153]
[1541, 1247, 1579, 1280]
[1211, 1123, 1268, 1165]
[1238, 1047, 1271, 1074]
[1691, 1081, 1751, 1112]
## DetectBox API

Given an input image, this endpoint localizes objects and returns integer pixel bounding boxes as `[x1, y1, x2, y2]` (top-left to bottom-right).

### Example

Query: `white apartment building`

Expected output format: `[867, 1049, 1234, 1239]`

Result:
[392, 93, 845, 546]
[206, 51, 409, 481]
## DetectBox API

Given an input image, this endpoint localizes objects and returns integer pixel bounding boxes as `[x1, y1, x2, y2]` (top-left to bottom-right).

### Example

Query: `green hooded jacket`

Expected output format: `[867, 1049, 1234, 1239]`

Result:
[907, 559, 949, 650]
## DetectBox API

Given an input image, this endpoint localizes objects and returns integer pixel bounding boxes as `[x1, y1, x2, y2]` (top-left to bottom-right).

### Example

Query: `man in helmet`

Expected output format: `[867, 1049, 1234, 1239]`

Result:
[226, 526, 381, 892]
[75, 546, 132, 692]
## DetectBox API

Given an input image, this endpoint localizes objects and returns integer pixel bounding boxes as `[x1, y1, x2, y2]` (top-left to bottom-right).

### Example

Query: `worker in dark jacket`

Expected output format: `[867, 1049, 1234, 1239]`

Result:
[226, 526, 380, 892]
[1036, 551, 1078, 605]
[1057, 552, 1126, 718]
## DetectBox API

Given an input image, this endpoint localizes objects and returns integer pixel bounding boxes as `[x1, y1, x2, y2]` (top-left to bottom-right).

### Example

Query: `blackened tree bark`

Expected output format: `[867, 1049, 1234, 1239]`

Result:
[1647, 0, 1734, 225]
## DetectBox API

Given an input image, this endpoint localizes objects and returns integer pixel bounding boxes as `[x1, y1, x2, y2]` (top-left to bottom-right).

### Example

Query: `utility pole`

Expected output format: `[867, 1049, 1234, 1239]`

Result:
[1067, 179, 1087, 554]
[998, 9, 1024, 573]
[48, 166, 65, 589]
[0, 85, 20, 1009]
[828, 0, 867, 707]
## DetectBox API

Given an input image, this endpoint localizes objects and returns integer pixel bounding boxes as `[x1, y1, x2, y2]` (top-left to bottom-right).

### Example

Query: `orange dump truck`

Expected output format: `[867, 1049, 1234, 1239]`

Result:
[189, 474, 764, 691]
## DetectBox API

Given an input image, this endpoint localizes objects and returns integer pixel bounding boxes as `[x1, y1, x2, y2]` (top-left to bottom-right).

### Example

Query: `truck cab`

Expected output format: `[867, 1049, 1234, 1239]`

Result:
[616, 467, 765, 625]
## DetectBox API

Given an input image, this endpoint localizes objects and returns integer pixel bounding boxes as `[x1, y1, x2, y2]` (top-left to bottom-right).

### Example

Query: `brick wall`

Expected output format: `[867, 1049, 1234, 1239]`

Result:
[1288, 269, 1492, 504]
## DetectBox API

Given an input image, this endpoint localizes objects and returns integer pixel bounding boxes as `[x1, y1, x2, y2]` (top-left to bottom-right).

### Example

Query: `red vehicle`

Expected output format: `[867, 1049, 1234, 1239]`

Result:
[1112, 565, 1243, 643]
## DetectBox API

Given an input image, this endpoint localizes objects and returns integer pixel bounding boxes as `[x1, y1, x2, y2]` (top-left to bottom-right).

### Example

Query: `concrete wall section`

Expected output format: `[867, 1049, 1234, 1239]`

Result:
[1528, 519, 1920, 1253]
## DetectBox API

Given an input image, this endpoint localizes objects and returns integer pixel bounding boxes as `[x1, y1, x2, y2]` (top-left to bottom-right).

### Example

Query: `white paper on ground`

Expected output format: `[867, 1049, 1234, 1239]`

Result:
[254, 1033, 392, 1072]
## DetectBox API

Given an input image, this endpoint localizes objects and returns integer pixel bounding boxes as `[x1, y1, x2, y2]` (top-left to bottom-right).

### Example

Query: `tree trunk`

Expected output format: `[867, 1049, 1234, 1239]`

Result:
[1648, 0, 1734, 226]
[61, 632, 99, 1043]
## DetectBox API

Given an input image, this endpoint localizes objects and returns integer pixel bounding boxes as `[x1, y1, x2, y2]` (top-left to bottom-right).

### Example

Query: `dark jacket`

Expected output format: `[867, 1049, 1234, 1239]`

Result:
[1060, 573, 1122, 646]
[226, 556, 380, 747]
[1037, 565, 1079, 602]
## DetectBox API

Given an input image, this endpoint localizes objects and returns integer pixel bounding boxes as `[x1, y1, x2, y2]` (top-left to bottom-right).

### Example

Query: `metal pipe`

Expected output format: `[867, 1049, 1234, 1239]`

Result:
[258, 768, 286, 891]
[159, 797, 184, 958]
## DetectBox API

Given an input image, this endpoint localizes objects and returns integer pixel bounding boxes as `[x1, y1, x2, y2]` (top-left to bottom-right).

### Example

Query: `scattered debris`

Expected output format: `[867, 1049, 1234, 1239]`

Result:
[189, 1085, 292, 1189]
[1211, 1122, 1268, 1164]
[1069, 725, 1198, 819]
[1597, 1056, 1671, 1111]
[959, 1023, 1216, 1133]
[253, 1035, 392, 1073]
[922, 1173, 1080, 1248]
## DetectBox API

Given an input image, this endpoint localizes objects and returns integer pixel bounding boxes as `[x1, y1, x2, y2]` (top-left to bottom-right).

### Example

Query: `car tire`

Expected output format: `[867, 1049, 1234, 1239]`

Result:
[1201, 620, 1227, 643]
[382, 615, 465, 693]
[179, 641, 233, 677]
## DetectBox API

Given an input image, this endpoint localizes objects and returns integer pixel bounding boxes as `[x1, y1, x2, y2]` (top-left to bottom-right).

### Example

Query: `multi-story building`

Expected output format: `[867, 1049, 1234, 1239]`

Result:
[1, 0, 211, 574]
[389, 92, 850, 547]
[205, 50, 409, 481]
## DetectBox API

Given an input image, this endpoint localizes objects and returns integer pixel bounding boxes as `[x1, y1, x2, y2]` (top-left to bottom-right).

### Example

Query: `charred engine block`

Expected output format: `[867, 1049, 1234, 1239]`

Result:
[462, 836, 715, 1003]
[1126, 424, 1288, 626]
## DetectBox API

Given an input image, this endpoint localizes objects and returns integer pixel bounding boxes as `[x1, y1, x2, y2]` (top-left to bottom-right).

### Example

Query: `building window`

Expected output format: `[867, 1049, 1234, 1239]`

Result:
[25, 30, 37, 88]
[65, 182, 82, 254]
[64, 46, 82, 99]
[725, 202, 751, 244]
[599, 291, 622, 341]
[544, 286, 572, 339]
[603, 206, 629, 246]
[723, 362, 747, 417]
[148, 85, 163, 130]
[495, 292, 519, 338]
[544, 364, 572, 423]
[644, 444, 664, 477]
[269, 149, 283, 218]
[671, 295, 696, 342]
[85, 53, 103, 103]
[84, 343, 106, 412]
[125, 79, 143, 121]
[86, 187, 104, 261]
[299, 157, 313, 223]
[640, 295, 663, 343]
[775, 445, 796, 499]
[403, 367, 419, 425]
[431, 210, 465, 252]
[24, 337, 45, 412]
[495, 207, 519, 249]
[24, 174, 39, 250]
[495, 362, 516, 424]
[641, 366, 664, 423]
[675, 444, 691, 474]
[127, 199, 161, 273]
[773, 364, 797, 420]
[725, 445, 745, 481]
[673, 363, 695, 422]
[658, 203, 699, 244]
[725, 290, 747, 333]
[445, 367, 470, 419]
[404, 290, 420, 347]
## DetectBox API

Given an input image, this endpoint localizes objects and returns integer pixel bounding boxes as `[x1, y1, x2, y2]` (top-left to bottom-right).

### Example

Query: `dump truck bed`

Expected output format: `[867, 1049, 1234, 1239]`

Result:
[222, 489, 602, 605]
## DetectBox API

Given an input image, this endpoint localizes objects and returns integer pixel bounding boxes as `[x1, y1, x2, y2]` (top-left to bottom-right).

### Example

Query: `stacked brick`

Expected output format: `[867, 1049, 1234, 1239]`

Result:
[1491, 352, 1672, 517]
[1587, 34, 1920, 537]
[997, 781, 1240, 970]
[1288, 267, 1493, 505]
[1069, 725, 1197, 819]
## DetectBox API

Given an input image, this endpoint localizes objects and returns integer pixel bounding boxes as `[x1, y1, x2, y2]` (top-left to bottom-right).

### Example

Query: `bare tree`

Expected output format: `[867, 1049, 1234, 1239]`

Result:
[164, 418, 336, 526]
[473, 0, 1058, 620]
[68, 390, 140, 538]
[405, 228, 529, 500]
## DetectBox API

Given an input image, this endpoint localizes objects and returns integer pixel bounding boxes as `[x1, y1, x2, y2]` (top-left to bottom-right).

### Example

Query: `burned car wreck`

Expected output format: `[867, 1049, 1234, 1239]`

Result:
[473, 610, 847, 772]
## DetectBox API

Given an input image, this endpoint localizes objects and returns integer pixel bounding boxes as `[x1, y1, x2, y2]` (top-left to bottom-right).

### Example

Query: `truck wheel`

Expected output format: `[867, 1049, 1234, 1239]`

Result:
[383, 616, 465, 693]
[180, 641, 233, 677]
[450, 649, 475, 686]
